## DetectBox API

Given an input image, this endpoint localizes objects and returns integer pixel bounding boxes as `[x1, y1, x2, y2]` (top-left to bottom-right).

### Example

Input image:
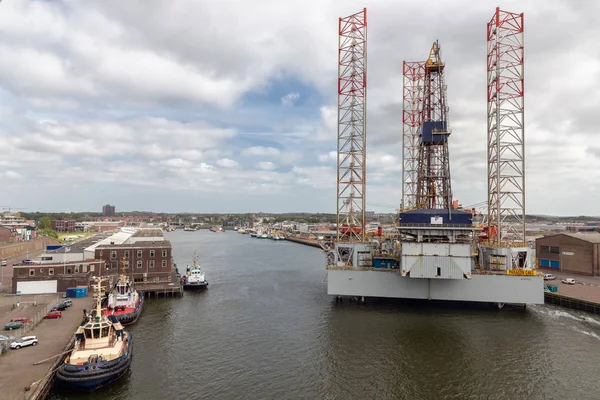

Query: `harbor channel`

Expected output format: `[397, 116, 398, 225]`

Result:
[2, 229, 599, 399]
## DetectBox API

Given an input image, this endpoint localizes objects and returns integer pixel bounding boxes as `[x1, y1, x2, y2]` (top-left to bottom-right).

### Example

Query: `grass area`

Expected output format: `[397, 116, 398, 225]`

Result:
[57, 232, 96, 242]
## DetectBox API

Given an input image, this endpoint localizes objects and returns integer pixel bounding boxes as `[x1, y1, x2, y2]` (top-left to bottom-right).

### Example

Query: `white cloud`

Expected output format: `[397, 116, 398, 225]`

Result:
[310, 106, 337, 142]
[281, 92, 300, 107]
[217, 158, 239, 168]
[292, 166, 335, 189]
[0, 0, 598, 214]
[257, 161, 276, 171]
[318, 151, 337, 163]
[241, 146, 281, 157]
[4, 171, 22, 180]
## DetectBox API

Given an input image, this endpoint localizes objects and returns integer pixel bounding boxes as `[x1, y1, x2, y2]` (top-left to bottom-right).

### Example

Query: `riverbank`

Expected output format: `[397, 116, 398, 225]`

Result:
[284, 235, 323, 249]
[0, 295, 93, 400]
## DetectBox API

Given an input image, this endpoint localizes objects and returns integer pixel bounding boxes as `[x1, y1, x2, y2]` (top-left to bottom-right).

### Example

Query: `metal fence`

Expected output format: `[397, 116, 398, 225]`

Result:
[22, 301, 57, 336]
[2, 294, 60, 340]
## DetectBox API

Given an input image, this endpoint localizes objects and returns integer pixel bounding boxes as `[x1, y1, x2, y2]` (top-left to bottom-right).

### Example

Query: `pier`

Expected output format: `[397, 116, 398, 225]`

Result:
[138, 283, 184, 298]
[285, 235, 327, 249]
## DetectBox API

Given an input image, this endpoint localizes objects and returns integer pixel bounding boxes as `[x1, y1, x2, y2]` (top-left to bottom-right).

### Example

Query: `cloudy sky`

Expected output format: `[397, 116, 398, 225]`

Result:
[0, 0, 598, 216]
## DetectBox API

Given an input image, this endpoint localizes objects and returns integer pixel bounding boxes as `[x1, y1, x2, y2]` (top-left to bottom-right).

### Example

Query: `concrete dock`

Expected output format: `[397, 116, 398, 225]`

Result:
[284, 235, 323, 249]
[542, 271, 600, 314]
[0, 294, 93, 400]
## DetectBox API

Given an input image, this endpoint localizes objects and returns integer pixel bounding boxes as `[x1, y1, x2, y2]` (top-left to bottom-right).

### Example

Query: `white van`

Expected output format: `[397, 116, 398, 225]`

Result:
[543, 274, 555, 281]
[0, 260, 6, 267]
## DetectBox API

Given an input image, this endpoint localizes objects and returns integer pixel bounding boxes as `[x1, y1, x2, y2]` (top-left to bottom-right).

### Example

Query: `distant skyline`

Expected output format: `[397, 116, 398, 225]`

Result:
[0, 0, 599, 216]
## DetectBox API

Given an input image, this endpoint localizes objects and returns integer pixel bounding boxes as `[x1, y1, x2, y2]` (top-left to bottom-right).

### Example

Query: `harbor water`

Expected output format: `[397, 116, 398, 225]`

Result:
[49, 230, 600, 400]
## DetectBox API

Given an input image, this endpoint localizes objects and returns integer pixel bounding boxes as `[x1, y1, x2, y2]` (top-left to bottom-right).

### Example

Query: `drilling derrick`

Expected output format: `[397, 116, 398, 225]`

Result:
[415, 41, 452, 210]
[337, 8, 367, 243]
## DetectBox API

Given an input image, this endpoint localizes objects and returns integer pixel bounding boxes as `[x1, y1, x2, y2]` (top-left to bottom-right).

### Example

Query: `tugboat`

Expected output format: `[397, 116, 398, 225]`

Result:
[102, 259, 144, 325]
[181, 251, 208, 290]
[56, 278, 133, 391]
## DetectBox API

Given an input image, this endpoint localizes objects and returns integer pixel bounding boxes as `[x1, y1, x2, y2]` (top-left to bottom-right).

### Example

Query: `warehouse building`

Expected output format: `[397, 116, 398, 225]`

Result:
[535, 233, 600, 276]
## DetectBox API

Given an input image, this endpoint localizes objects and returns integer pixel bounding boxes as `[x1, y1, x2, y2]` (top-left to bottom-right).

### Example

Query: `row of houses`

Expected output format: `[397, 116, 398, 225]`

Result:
[0, 213, 38, 243]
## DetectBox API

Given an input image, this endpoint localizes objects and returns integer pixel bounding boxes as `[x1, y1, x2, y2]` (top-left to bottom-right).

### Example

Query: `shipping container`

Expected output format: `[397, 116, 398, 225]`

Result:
[66, 287, 77, 298]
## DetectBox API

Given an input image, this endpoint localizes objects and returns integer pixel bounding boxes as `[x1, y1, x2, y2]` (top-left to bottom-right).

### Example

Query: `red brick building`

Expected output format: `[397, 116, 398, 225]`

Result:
[12, 260, 106, 293]
[92, 228, 174, 284]
[0, 226, 14, 243]
[52, 219, 76, 232]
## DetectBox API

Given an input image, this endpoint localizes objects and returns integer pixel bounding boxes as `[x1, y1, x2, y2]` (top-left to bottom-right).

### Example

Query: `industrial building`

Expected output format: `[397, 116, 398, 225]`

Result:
[11, 228, 175, 294]
[51, 219, 76, 232]
[536, 233, 600, 276]
[12, 260, 106, 294]
[86, 228, 174, 284]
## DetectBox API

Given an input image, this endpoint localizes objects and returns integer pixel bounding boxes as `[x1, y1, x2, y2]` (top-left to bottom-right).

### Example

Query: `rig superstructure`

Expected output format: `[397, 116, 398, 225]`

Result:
[326, 7, 543, 308]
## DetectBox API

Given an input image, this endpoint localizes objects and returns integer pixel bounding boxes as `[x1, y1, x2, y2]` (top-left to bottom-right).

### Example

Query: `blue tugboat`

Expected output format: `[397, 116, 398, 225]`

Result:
[56, 278, 133, 391]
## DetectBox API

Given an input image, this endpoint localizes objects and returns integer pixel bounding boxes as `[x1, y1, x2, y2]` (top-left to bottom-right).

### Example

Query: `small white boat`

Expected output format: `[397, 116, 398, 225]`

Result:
[181, 251, 209, 290]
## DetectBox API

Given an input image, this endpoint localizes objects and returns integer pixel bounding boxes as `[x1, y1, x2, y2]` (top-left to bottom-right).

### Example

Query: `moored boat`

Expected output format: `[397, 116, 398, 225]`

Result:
[102, 264, 143, 325]
[56, 278, 133, 392]
[181, 251, 208, 290]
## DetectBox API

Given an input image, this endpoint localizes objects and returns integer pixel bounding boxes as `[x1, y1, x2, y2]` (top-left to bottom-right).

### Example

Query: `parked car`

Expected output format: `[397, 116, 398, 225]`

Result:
[44, 311, 62, 319]
[58, 299, 72, 307]
[10, 336, 38, 349]
[4, 321, 23, 330]
[562, 278, 576, 285]
[51, 303, 68, 312]
[543, 274, 556, 281]
[10, 317, 32, 324]
[0, 260, 6, 266]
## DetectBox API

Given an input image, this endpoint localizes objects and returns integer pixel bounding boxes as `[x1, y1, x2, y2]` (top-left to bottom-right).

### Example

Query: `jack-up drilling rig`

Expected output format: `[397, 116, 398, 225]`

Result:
[325, 7, 543, 307]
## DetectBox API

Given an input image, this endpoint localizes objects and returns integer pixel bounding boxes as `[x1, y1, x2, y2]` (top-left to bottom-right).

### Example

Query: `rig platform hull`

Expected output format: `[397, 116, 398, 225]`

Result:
[326, 269, 544, 305]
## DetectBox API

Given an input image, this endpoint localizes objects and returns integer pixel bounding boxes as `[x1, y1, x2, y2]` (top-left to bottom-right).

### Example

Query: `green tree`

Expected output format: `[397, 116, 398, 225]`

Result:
[39, 228, 58, 239]
[38, 216, 51, 230]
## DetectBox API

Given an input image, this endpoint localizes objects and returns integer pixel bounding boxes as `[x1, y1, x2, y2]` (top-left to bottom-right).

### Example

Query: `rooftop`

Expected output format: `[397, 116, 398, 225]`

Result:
[84, 228, 137, 253]
[96, 240, 171, 248]
[563, 232, 600, 244]
[132, 228, 164, 238]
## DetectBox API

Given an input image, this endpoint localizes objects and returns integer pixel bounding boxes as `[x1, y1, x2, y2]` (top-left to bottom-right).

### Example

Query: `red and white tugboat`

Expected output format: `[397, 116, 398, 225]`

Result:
[102, 260, 144, 325]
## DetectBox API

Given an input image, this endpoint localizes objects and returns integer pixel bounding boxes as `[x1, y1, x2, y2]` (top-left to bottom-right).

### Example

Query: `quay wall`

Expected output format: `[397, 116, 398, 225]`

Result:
[285, 236, 322, 249]
[0, 238, 59, 261]
[545, 291, 600, 315]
